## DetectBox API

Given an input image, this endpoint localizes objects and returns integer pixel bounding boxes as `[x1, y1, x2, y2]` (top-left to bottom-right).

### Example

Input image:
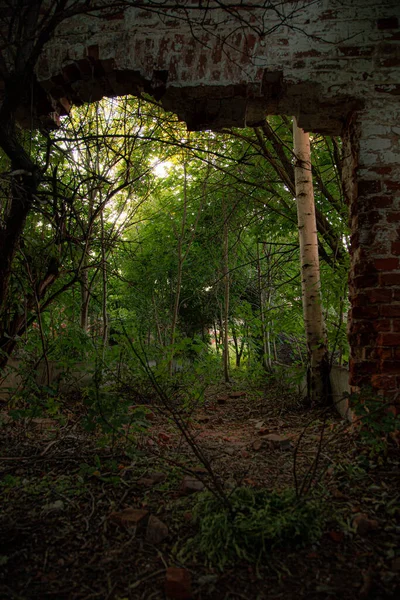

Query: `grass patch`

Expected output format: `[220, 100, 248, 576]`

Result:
[188, 487, 325, 568]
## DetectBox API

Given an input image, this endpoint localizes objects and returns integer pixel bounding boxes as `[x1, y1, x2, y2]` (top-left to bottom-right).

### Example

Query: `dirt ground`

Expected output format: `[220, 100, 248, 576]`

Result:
[0, 383, 399, 599]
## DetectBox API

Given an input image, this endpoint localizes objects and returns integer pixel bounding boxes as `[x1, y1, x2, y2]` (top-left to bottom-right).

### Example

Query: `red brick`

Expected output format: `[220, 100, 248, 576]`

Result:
[358, 211, 382, 227]
[393, 321, 400, 332]
[358, 180, 382, 196]
[387, 212, 400, 223]
[369, 166, 394, 176]
[381, 44, 399, 56]
[391, 242, 400, 255]
[380, 305, 400, 317]
[356, 333, 379, 346]
[374, 258, 399, 271]
[374, 319, 392, 332]
[377, 17, 399, 30]
[351, 321, 376, 334]
[353, 261, 375, 277]
[353, 274, 379, 289]
[377, 333, 400, 346]
[294, 49, 322, 58]
[380, 273, 400, 286]
[87, 45, 99, 60]
[380, 57, 400, 68]
[365, 196, 392, 209]
[371, 374, 396, 390]
[349, 371, 371, 387]
[366, 288, 392, 303]
[394, 347, 400, 359]
[377, 347, 393, 360]
[320, 9, 337, 20]
[352, 293, 368, 307]
[352, 361, 379, 376]
[165, 567, 192, 600]
[380, 361, 400, 373]
[105, 11, 124, 20]
[384, 180, 400, 192]
[338, 46, 373, 57]
[351, 306, 379, 319]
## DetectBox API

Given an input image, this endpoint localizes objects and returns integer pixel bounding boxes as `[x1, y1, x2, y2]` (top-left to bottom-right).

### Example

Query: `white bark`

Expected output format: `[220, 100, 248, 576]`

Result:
[223, 205, 230, 383]
[293, 117, 330, 404]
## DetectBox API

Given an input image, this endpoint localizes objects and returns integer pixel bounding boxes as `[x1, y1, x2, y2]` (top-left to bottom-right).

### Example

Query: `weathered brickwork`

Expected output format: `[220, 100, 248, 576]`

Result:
[1, 0, 400, 399]
[345, 97, 400, 400]
[15, 0, 398, 134]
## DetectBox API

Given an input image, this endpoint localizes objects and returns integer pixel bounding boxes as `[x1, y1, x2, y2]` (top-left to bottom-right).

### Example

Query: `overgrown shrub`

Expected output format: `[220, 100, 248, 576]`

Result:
[188, 487, 324, 568]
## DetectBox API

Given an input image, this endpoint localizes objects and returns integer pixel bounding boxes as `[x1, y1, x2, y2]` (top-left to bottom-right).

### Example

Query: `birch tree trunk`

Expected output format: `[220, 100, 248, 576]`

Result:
[293, 118, 330, 405]
[222, 202, 230, 383]
[100, 208, 109, 360]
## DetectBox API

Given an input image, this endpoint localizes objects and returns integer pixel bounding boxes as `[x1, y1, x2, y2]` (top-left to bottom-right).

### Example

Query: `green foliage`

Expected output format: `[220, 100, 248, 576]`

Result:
[352, 389, 400, 456]
[188, 487, 324, 568]
[8, 383, 65, 424]
[82, 385, 150, 441]
[0, 472, 86, 499]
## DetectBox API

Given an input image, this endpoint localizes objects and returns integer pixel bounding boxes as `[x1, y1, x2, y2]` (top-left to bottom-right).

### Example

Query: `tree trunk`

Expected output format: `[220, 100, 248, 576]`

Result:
[222, 204, 230, 383]
[80, 268, 90, 332]
[293, 117, 330, 405]
[169, 163, 188, 375]
[100, 209, 109, 358]
[256, 242, 270, 371]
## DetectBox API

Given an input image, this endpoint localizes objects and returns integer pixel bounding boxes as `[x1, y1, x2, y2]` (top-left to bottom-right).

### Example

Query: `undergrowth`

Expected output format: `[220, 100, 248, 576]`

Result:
[186, 487, 325, 569]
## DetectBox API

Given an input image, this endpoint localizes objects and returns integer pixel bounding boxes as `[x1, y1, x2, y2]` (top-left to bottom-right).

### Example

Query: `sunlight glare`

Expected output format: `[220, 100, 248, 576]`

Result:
[152, 159, 172, 178]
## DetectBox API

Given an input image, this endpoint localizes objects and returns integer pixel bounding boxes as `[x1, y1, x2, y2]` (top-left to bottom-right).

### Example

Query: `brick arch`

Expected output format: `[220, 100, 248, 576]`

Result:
[7, 0, 400, 400]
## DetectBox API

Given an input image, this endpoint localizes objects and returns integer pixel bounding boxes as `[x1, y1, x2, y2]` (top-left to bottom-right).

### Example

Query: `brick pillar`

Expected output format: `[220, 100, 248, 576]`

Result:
[344, 99, 400, 402]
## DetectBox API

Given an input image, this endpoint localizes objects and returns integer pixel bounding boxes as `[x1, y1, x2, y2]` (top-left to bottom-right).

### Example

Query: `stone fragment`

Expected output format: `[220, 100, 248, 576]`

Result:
[137, 477, 155, 487]
[229, 391, 246, 398]
[42, 500, 64, 513]
[217, 395, 228, 404]
[146, 515, 169, 544]
[197, 415, 210, 423]
[391, 557, 400, 571]
[165, 567, 192, 600]
[180, 476, 205, 494]
[352, 514, 379, 535]
[257, 427, 271, 436]
[137, 471, 166, 486]
[252, 439, 264, 451]
[109, 508, 149, 528]
[261, 434, 292, 450]
[328, 529, 344, 543]
[0, 412, 12, 424]
[151, 471, 166, 482]
[254, 420, 265, 431]
[191, 466, 208, 475]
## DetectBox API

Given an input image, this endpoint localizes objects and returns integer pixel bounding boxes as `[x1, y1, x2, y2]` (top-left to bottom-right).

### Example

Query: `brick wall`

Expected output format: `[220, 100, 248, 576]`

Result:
[26, 0, 398, 134]
[345, 97, 400, 400]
